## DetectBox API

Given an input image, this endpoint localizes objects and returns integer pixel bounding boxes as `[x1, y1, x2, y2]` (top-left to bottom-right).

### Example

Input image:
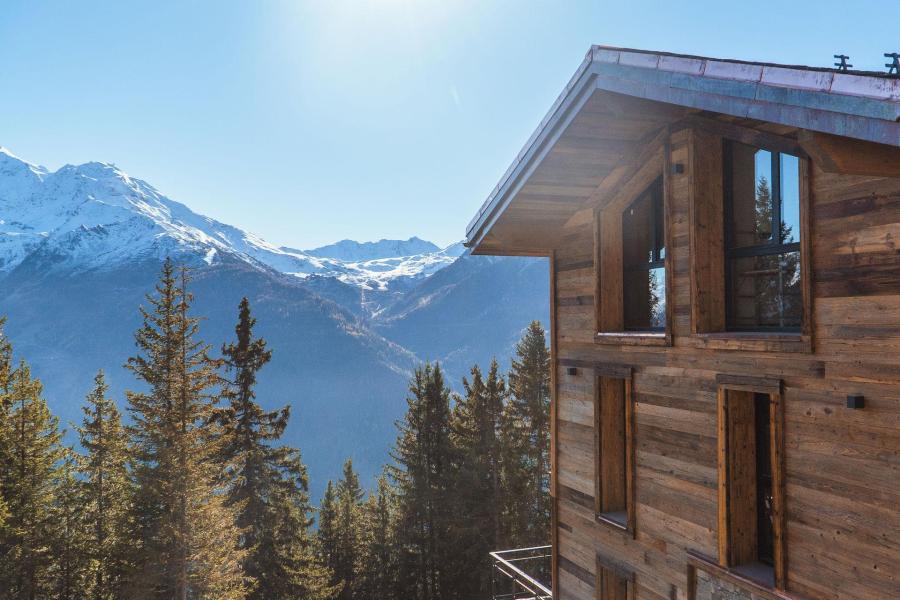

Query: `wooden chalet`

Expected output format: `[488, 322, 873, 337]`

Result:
[467, 46, 900, 600]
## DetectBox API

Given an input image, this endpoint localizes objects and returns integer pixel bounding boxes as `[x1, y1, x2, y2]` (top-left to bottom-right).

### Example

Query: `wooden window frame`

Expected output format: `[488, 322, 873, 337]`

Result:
[596, 553, 635, 600]
[687, 123, 813, 353]
[715, 374, 787, 590]
[593, 364, 636, 535]
[687, 551, 794, 600]
[595, 144, 673, 347]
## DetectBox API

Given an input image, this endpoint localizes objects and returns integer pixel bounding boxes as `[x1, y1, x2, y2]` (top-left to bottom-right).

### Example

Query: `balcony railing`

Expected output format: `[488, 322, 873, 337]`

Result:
[490, 545, 552, 600]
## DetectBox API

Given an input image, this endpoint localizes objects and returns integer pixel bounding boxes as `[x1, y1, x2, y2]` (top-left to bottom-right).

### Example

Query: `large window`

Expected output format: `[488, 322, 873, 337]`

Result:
[622, 177, 666, 331]
[724, 142, 802, 332]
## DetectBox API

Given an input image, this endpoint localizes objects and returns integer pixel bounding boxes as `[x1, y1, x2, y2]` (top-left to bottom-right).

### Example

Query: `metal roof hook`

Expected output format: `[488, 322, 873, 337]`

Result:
[885, 53, 900, 76]
[833, 54, 853, 71]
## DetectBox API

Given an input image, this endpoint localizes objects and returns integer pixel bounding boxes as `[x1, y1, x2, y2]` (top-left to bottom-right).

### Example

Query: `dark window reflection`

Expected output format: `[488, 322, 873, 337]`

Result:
[622, 178, 665, 331]
[725, 142, 802, 332]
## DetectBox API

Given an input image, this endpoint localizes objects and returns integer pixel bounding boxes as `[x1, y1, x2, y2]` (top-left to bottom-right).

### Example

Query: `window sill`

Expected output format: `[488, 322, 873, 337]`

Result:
[595, 331, 670, 347]
[595, 511, 632, 535]
[687, 332, 811, 353]
[687, 551, 789, 600]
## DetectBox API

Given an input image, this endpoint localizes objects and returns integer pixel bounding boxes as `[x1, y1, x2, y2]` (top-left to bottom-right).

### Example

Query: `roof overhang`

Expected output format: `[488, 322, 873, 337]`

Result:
[466, 45, 900, 255]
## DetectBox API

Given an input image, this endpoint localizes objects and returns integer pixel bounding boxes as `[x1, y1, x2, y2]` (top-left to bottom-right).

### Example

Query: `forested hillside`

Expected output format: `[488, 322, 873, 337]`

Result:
[0, 146, 549, 503]
[0, 261, 551, 599]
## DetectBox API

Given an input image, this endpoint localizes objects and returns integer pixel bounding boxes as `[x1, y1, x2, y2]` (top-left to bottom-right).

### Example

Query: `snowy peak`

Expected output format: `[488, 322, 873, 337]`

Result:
[0, 147, 463, 292]
[304, 237, 440, 262]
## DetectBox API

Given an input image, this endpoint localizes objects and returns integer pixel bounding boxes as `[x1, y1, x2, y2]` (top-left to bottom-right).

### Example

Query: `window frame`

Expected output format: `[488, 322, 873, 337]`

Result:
[593, 364, 636, 535]
[622, 176, 667, 333]
[722, 142, 803, 334]
[595, 144, 673, 347]
[596, 553, 635, 600]
[686, 123, 813, 353]
[715, 374, 786, 590]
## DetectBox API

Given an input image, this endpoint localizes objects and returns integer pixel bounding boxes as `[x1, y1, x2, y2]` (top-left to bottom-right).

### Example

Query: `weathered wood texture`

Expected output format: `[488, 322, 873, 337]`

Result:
[552, 125, 900, 599]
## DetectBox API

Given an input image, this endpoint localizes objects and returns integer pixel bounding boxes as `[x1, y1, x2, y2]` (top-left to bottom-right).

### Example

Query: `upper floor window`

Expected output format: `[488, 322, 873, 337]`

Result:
[724, 142, 801, 332]
[622, 177, 666, 331]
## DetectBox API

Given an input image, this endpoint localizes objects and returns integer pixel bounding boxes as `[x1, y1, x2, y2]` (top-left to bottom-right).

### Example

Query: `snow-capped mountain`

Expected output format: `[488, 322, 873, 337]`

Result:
[0, 147, 461, 291]
[305, 237, 440, 262]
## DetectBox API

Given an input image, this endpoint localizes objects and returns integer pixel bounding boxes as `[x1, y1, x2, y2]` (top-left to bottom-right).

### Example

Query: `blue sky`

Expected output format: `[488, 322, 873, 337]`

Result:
[0, 1, 894, 249]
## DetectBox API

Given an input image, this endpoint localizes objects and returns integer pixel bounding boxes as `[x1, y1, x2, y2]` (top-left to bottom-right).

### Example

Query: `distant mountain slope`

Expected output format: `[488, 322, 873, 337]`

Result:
[0, 256, 415, 500]
[373, 253, 550, 383]
[0, 146, 549, 499]
[304, 237, 440, 262]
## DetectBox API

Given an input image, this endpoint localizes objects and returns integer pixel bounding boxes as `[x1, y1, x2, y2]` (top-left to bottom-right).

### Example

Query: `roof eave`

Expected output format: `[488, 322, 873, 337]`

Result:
[465, 46, 900, 252]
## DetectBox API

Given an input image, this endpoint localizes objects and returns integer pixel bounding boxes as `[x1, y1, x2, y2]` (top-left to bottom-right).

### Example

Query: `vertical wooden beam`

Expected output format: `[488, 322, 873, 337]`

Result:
[716, 387, 730, 567]
[727, 391, 758, 566]
[799, 158, 814, 348]
[624, 374, 636, 536]
[770, 385, 787, 589]
[689, 129, 725, 334]
[662, 135, 675, 345]
[594, 208, 602, 334]
[549, 250, 559, 600]
[598, 378, 627, 513]
[599, 207, 624, 332]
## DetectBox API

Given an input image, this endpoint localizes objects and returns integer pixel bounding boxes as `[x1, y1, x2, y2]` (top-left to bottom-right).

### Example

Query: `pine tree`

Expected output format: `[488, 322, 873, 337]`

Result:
[124, 259, 248, 599]
[334, 459, 364, 600]
[0, 361, 66, 598]
[48, 452, 91, 599]
[318, 459, 365, 599]
[317, 481, 341, 590]
[74, 371, 132, 600]
[448, 359, 507, 597]
[391, 363, 454, 600]
[357, 473, 399, 600]
[0, 317, 13, 535]
[218, 297, 334, 600]
[503, 322, 551, 546]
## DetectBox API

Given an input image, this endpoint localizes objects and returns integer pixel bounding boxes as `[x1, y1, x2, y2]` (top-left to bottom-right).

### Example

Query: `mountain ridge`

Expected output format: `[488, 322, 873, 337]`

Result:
[0, 148, 460, 291]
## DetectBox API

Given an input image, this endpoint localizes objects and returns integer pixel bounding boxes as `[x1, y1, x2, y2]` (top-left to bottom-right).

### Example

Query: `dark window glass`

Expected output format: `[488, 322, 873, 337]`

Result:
[725, 142, 802, 331]
[622, 177, 665, 331]
[754, 393, 774, 567]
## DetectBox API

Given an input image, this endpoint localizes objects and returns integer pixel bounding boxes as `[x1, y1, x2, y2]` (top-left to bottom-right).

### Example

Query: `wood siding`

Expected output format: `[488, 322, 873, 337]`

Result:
[552, 127, 900, 600]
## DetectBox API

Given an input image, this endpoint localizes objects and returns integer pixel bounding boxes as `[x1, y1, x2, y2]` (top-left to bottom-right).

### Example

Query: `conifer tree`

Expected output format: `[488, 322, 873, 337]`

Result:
[448, 359, 507, 597]
[218, 297, 333, 600]
[0, 361, 66, 598]
[317, 481, 341, 590]
[75, 371, 131, 600]
[334, 459, 364, 600]
[124, 259, 248, 599]
[391, 363, 454, 600]
[0, 317, 12, 535]
[49, 452, 91, 599]
[357, 473, 399, 600]
[503, 321, 551, 546]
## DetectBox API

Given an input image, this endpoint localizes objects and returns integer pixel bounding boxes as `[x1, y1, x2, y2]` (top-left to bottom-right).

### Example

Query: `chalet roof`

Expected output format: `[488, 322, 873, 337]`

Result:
[465, 45, 900, 254]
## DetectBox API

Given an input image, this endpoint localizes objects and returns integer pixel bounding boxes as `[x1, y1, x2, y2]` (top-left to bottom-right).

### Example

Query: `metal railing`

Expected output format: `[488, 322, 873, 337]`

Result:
[490, 545, 552, 600]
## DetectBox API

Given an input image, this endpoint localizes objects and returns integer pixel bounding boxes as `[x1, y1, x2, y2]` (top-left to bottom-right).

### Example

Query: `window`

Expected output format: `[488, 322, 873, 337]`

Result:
[622, 177, 666, 331]
[596, 555, 634, 600]
[724, 142, 802, 332]
[594, 368, 634, 532]
[596, 566, 630, 600]
[754, 393, 775, 567]
[717, 379, 785, 588]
